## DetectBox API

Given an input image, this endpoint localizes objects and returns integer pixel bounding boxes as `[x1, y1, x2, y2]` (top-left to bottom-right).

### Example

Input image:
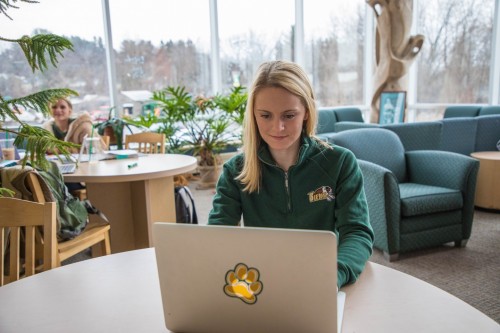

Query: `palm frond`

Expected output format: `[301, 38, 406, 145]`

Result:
[0, 88, 78, 120]
[14, 125, 78, 169]
[0, 33, 74, 72]
[0, 0, 38, 20]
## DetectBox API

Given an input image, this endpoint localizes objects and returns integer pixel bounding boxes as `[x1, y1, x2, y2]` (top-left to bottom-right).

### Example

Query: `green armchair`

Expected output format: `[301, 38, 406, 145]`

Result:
[329, 128, 479, 261]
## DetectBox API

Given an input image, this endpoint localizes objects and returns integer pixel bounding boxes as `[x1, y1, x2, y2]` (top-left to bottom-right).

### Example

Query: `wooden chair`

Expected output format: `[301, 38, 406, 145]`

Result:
[101, 135, 110, 150]
[0, 173, 112, 285]
[125, 132, 166, 154]
[0, 197, 57, 286]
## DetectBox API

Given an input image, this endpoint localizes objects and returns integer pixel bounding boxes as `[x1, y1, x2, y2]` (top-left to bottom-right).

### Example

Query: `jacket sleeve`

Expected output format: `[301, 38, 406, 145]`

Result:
[334, 149, 374, 288]
[208, 161, 243, 226]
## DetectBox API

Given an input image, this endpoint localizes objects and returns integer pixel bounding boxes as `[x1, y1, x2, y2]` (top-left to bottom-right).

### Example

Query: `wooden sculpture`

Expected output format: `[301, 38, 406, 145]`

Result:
[367, 0, 424, 123]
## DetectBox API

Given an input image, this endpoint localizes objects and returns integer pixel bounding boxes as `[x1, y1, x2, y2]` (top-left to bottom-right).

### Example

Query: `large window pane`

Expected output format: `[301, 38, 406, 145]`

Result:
[217, 0, 294, 92]
[0, 0, 107, 120]
[304, 0, 365, 107]
[109, 0, 211, 114]
[416, 0, 494, 104]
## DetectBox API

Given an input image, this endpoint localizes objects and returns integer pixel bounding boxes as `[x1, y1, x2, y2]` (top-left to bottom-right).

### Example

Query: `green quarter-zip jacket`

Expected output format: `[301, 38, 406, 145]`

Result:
[209, 136, 374, 288]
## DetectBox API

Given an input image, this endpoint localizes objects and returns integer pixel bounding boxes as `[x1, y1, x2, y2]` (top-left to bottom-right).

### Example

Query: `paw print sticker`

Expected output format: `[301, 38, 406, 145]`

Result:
[224, 263, 263, 304]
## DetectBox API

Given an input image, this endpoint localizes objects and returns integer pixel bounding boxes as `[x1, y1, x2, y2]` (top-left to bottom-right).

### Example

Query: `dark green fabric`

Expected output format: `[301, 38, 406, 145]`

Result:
[478, 105, 500, 116]
[358, 160, 400, 254]
[334, 122, 378, 133]
[316, 108, 338, 134]
[475, 115, 500, 152]
[440, 118, 478, 155]
[330, 129, 479, 256]
[399, 183, 462, 216]
[51, 118, 75, 140]
[37, 162, 88, 240]
[443, 105, 481, 118]
[334, 107, 364, 122]
[385, 122, 442, 151]
[209, 136, 374, 288]
[330, 128, 407, 183]
[400, 210, 462, 234]
[399, 224, 463, 253]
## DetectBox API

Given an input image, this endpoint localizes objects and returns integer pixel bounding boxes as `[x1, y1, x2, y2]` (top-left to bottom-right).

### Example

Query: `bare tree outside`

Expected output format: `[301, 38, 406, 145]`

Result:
[417, 0, 494, 104]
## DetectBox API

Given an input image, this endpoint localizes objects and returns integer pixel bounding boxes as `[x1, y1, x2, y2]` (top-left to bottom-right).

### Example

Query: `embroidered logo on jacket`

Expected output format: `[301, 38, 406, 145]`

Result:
[308, 186, 335, 203]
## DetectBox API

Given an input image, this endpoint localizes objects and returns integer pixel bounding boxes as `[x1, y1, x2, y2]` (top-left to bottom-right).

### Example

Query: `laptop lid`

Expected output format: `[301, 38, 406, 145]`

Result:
[153, 223, 342, 333]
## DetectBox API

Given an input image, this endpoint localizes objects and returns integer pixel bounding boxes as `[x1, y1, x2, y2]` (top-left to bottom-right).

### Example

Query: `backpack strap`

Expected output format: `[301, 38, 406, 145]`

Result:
[180, 186, 198, 224]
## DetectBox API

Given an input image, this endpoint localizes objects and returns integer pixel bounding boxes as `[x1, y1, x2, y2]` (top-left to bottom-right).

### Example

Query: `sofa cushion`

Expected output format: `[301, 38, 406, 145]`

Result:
[443, 105, 481, 118]
[316, 108, 337, 134]
[478, 105, 500, 116]
[330, 128, 408, 182]
[334, 107, 364, 122]
[440, 118, 478, 155]
[399, 183, 463, 217]
[475, 115, 500, 152]
[385, 122, 442, 151]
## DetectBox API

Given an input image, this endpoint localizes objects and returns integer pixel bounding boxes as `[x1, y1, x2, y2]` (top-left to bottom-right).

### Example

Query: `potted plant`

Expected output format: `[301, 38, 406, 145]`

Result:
[95, 107, 133, 150]
[212, 86, 247, 145]
[152, 86, 236, 189]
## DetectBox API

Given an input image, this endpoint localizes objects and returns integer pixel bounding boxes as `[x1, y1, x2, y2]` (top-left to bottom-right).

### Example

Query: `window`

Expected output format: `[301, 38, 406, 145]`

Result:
[416, 0, 495, 104]
[108, 0, 211, 113]
[0, 0, 107, 119]
[217, 0, 294, 92]
[304, 0, 365, 107]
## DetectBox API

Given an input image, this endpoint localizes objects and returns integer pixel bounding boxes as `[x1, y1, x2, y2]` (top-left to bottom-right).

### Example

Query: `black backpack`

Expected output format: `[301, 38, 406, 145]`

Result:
[174, 186, 198, 224]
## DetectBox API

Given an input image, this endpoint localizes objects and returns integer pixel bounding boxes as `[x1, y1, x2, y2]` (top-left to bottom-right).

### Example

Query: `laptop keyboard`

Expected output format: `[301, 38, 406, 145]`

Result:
[58, 164, 76, 174]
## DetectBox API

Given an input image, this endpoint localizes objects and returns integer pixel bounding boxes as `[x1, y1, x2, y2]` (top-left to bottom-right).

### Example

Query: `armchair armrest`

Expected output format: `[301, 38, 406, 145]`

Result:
[405, 151, 479, 191]
[358, 160, 401, 254]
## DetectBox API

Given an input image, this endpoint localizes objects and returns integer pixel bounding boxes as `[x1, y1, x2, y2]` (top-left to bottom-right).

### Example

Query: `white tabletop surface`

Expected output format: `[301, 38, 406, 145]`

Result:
[64, 154, 197, 183]
[0, 248, 497, 333]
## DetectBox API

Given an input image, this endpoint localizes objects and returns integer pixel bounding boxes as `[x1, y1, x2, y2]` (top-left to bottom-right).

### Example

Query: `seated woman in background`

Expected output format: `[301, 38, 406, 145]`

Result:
[43, 97, 96, 193]
[43, 97, 94, 153]
[208, 60, 374, 289]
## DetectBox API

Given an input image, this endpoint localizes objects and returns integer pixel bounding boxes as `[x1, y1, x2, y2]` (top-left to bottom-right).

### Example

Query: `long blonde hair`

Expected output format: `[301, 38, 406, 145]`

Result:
[236, 60, 319, 193]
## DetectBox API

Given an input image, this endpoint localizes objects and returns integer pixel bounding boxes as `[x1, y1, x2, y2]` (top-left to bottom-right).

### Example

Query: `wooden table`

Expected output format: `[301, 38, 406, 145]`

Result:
[64, 154, 197, 253]
[0, 249, 497, 333]
[471, 151, 500, 210]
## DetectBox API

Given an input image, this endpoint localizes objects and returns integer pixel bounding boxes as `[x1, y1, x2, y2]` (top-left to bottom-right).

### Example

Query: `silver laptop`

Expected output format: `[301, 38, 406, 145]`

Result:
[153, 223, 345, 333]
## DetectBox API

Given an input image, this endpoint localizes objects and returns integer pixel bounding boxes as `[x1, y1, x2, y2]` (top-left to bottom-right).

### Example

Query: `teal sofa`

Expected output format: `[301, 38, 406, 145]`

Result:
[328, 128, 480, 261]
[316, 107, 364, 142]
[332, 114, 500, 156]
[443, 105, 500, 118]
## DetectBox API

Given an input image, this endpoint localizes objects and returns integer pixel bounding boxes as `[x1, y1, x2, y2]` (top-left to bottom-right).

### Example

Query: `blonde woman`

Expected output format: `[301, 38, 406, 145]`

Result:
[43, 97, 94, 153]
[209, 60, 374, 289]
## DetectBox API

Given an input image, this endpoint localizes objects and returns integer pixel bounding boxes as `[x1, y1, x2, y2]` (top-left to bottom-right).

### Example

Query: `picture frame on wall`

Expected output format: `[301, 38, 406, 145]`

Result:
[379, 91, 406, 124]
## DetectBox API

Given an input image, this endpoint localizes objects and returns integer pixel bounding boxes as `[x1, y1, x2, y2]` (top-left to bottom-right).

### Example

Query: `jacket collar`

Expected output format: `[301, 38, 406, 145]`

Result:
[257, 135, 313, 167]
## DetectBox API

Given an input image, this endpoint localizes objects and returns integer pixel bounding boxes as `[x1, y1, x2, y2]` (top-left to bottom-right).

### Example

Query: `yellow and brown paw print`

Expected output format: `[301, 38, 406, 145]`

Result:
[224, 263, 263, 304]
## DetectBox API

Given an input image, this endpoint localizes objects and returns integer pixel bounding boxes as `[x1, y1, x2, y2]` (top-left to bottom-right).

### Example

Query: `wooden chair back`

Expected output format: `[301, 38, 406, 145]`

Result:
[26, 172, 111, 266]
[125, 132, 166, 154]
[0, 197, 57, 286]
[101, 135, 110, 150]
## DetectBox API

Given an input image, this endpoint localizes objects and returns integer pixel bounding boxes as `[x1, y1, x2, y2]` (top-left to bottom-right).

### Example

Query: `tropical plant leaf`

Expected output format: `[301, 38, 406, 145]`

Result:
[0, 88, 78, 121]
[14, 124, 78, 169]
[0, 0, 38, 20]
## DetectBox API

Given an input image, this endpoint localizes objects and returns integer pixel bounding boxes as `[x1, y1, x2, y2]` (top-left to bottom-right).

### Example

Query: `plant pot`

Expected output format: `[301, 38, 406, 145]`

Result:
[196, 164, 221, 189]
[103, 126, 117, 145]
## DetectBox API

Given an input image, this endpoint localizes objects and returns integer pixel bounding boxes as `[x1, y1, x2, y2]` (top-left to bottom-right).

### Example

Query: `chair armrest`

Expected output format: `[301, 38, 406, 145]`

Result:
[358, 160, 401, 254]
[405, 150, 479, 191]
